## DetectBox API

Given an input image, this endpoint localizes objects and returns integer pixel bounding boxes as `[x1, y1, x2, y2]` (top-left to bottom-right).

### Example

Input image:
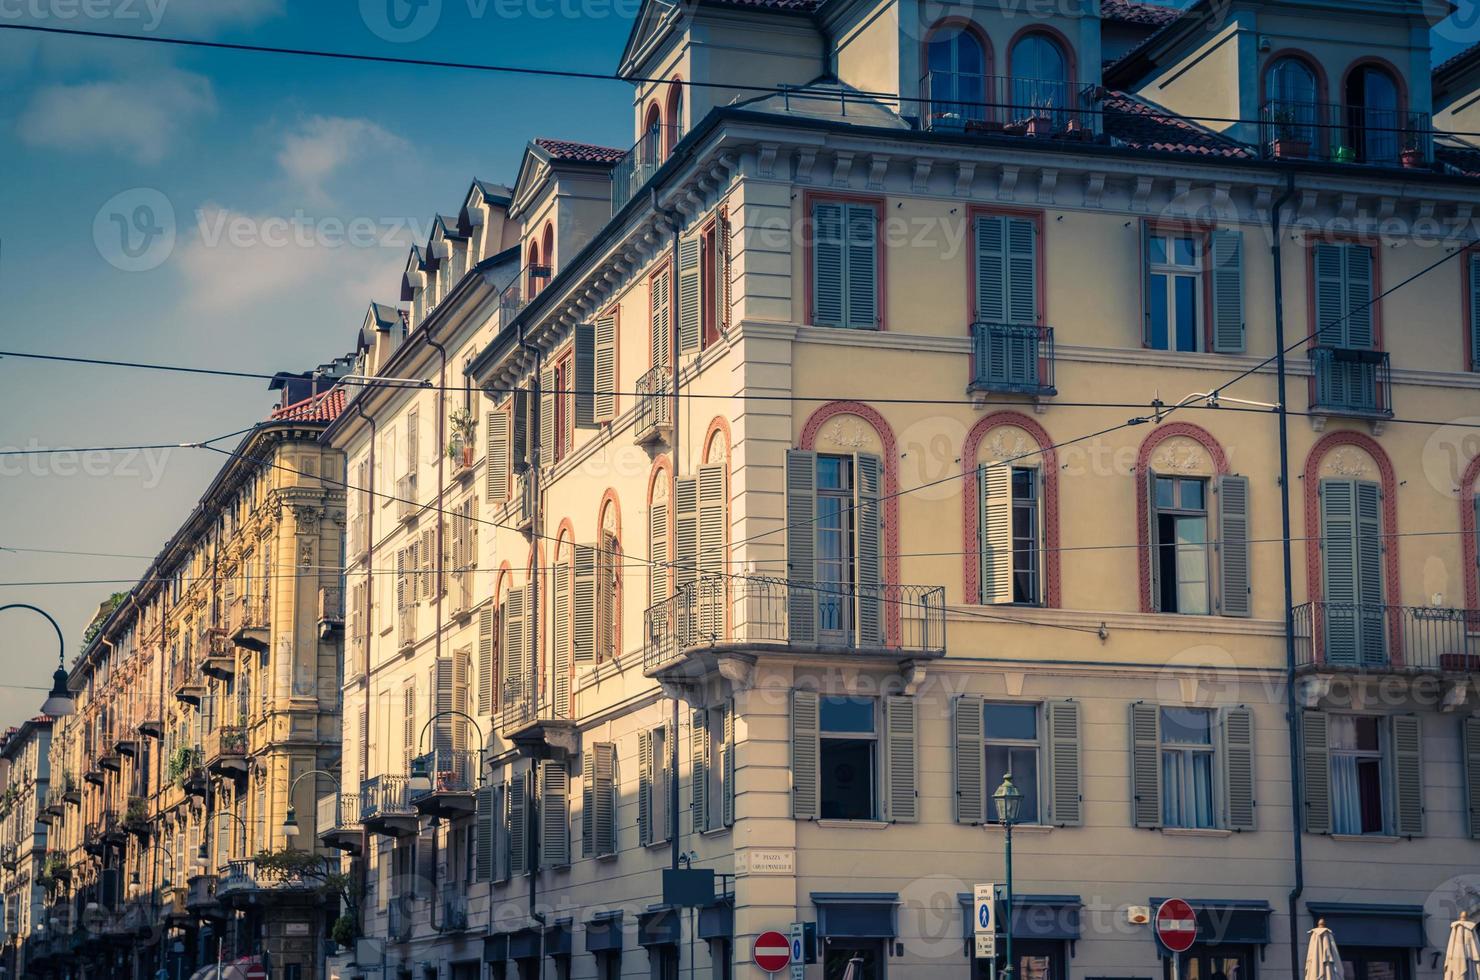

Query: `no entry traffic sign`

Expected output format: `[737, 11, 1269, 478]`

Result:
[1156, 899, 1198, 953]
[754, 930, 793, 973]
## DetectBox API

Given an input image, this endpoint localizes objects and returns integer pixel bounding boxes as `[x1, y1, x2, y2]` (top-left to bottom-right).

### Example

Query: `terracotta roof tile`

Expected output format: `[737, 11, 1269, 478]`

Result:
[269, 386, 346, 423]
[1437, 144, 1480, 178]
[1436, 41, 1480, 78]
[1102, 90, 1252, 158]
[533, 138, 628, 165]
[1102, 0, 1182, 27]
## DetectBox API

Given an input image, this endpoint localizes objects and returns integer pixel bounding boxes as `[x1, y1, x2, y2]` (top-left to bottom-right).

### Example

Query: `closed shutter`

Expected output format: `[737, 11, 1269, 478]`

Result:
[539, 365, 555, 469]
[1462, 717, 1480, 840]
[582, 748, 596, 858]
[979, 464, 1013, 605]
[1314, 242, 1348, 346]
[511, 388, 529, 470]
[420, 527, 435, 600]
[721, 701, 735, 827]
[975, 215, 1007, 322]
[1345, 243, 1374, 348]
[552, 556, 571, 720]
[1217, 475, 1251, 617]
[504, 587, 526, 707]
[854, 453, 883, 645]
[638, 729, 654, 846]
[791, 690, 820, 820]
[595, 742, 617, 856]
[658, 724, 672, 844]
[406, 408, 419, 476]
[1210, 228, 1245, 353]
[1130, 702, 1162, 829]
[572, 545, 597, 667]
[674, 477, 699, 594]
[395, 547, 408, 615]
[953, 695, 985, 824]
[649, 495, 670, 610]
[402, 684, 417, 770]
[416, 826, 435, 897]
[574, 323, 596, 428]
[508, 769, 528, 877]
[540, 760, 570, 868]
[1354, 482, 1385, 665]
[493, 783, 509, 882]
[697, 464, 726, 638]
[883, 696, 918, 823]
[845, 204, 878, 328]
[1221, 706, 1256, 831]
[1320, 480, 1359, 664]
[785, 450, 818, 643]
[1046, 700, 1083, 827]
[1145, 469, 1161, 611]
[1005, 217, 1039, 324]
[594, 311, 617, 423]
[477, 607, 495, 715]
[1391, 715, 1424, 837]
[475, 786, 493, 880]
[650, 266, 671, 371]
[677, 233, 702, 355]
[1301, 712, 1331, 834]
[1470, 253, 1480, 370]
[692, 708, 710, 833]
[432, 656, 454, 758]
[812, 201, 845, 327]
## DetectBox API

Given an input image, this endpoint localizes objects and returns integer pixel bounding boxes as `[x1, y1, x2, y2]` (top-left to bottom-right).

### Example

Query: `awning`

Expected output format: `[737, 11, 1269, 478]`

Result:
[1307, 904, 1427, 949]
[957, 894, 1083, 941]
[508, 927, 542, 960]
[639, 907, 681, 947]
[483, 933, 509, 963]
[1151, 899, 1273, 947]
[699, 901, 734, 940]
[586, 911, 623, 953]
[545, 918, 574, 958]
[812, 892, 898, 940]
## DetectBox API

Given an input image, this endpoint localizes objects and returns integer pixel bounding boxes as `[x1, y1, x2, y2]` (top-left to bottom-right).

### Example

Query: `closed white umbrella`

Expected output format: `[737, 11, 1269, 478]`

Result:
[1306, 919, 1345, 980]
[1445, 912, 1480, 980]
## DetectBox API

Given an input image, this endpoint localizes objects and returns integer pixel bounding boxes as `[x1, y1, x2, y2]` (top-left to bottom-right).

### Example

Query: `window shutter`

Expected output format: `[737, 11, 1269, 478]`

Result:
[791, 690, 820, 820]
[403, 684, 417, 769]
[416, 826, 435, 897]
[478, 606, 495, 716]
[573, 323, 596, 428]
[1462, 717, 1480, 840]
[1145, 469, 1161, 611]
[594, 311, 617, 423]
[485, 409, 508, 502]
[595, 742, 617, 856]
[512, 388, 529, 470]
[508, 769, 528, 876]
[1221, 706, 1256, 831]
[785, 451, 819, 643]
[540, 760, 570, 868]
[572, 545, 597, 667]
[678, 233, 702, 355]
[979, 464, 1013, 605]
[552, 556, 571, 720]
[975, 215, 1006, 322]
[697, 464, 727, 638]
[1217, 474, 1251, 617]
[492, 783, 508, 882]
[883, 696, 918, 823]
[812, 202, 845, 327]
[692, 708, 709, 834]
[674, 477, 699, 595]
[420, 527, 435, 600]
[1314, 242, 1349, 346]
[582, 748, 596, 858]
[539, 365, 555, 468]
[1140, 220, 1155, 345]
[1130, 702, 1162, 829]
[1320, 480, 1358, 664]
[953, 694, 985, 824]
[1391, 715, 1424, 837]
[504, 587, 526, 708]
[658, 724, 673, 843]
[721, 701, 735, 827]
[854, 452, 884, 645]
[395, 547, 408, 614]
[1354, 481, 1385, 665]
[433, 656, 454, 758]
[650, 267, 671, 370]
[1345, 243, 1375, 349]
[1210, 228, 1245, 353]
[406, 409, 419, 475]
[638, 729, 653, 846]
[1470, 254, 1480, 370]
[1046, 700, 1083, 827]
[1301, 711, 1331, 834]
[845, 204, 878, 328]
[475, 786, 493, 880]
[649, 496, 670, 611]
[1006, 217, 1038, 325]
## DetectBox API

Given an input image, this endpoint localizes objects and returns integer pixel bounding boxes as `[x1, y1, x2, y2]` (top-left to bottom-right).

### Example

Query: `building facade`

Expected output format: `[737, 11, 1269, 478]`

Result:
[0, 715, 53, 979]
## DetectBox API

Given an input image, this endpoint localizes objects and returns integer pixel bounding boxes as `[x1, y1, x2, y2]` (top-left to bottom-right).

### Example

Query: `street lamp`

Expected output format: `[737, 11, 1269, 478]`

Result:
[407, 711, 486, 794]
[1, 604, 76, 717]
[992, 772, 1024, 980]
[281, 769, 341, 842]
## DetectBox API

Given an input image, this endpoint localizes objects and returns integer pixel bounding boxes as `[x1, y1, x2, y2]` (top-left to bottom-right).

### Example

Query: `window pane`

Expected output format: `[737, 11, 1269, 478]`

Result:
[1162, 707, 1212, 744]
[820, 738, 874, 820]
[1174, 237, 1198, 266]
[1156, 477, 1177, 509]
[817, 456, 846, 490]
[1179, 479, 1204, 511]
[820, 696, 875, 734]
[1174, 515, 1210, 615]
[1175, 275, 1199, 352]
[986, 745, 1039, 823]
[984, 703, 1037, 741]
[1149, 235, 1168, 264]
[1352, 716, 1381, 752]
[1149, 273, 1169, 350]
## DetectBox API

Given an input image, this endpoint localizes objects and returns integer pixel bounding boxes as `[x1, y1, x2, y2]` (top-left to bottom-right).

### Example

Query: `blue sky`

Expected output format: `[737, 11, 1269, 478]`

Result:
[0, 0, 1475, 729]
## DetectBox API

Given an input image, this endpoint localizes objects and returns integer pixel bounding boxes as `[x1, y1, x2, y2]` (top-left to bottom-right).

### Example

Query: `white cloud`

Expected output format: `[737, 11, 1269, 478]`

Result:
[153, 0, 285, 34]
[276, 115, 412, 204]
[15, 68, 215, 164]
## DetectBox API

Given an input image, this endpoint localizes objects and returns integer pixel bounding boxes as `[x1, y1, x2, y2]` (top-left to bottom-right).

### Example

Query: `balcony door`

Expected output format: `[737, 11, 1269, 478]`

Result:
[786, 450, 884, 646]
[1346, 66, 1400, 164]
[925, 25, 986, 128]
[1319, 479, 1386, 666]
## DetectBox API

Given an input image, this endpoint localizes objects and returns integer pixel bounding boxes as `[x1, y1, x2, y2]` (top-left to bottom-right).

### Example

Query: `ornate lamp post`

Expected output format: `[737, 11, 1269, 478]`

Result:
[992, 772, 1024, 980]
[280, 769, 341, 842]
[0, 604, 76, 717]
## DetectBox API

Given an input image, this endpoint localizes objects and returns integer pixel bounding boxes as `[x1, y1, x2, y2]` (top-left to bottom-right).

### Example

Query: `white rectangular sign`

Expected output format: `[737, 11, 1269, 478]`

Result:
[976, 934, 997, 959]
[791, 921, 806, 980]
[974, 883, 997, 935]
[738, 849, 796, 876]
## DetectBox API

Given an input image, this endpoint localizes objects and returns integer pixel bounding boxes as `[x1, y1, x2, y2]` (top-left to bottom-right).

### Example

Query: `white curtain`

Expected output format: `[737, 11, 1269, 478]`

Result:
[1330, 756, 1361, 834]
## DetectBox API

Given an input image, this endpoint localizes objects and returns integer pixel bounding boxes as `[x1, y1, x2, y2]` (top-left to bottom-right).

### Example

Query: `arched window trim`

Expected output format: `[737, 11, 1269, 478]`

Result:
[1134, 423, 1229, 615]
[961, 412, 1061, 608]
[664, 77, 684, 155]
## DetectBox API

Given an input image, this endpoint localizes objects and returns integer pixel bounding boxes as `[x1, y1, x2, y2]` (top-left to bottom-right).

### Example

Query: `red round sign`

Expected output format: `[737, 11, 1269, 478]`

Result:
[754, 931, 793, 973]
[244, 967, 268, 980]
[1156, 899, 1198, 953]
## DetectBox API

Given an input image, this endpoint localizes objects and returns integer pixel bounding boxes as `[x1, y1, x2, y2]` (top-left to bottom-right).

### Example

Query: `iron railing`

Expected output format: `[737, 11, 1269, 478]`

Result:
[203, 724, 248, 765]
[643, 574, 947, 670]
[227, 595, 269, 635]
[921, 73, 1095, 137]
[494, 691, 567, 732]
[359, 775, 415, 822]
[318, 585, 344, 626]
[970, 322, 1055, 396]
[316, 791, 361, 834]
[611, 124, 678, 214]
[1259, 99, 1433, 166]
[410, 748, 480, 798]
[388, 894, 412, 943]
[634, 366, 673, 444]
[1293, 601, 1480, 672]
[499, 263, 552, 318]
[1309, 346, 1392, 418]
[440, 884, 469, 932]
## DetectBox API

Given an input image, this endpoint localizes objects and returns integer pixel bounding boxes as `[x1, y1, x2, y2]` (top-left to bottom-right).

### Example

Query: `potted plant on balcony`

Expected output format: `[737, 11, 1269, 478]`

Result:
[1400, 132, 1425, 169]
[447, 408, 477, 469]
[220, 728, 247, 755]
[1025, 97, 1057, 138]
[1270, 108, 1310, 159]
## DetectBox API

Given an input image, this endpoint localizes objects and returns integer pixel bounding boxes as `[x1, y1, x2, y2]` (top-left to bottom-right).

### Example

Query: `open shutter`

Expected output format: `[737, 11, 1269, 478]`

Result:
[721, 701, 735, 827]
[1146, 469, 1161, 611]
[953, 695, 985, 824]
[692, 708, 710, 833]
[791, 690, 820, 820]
[659, 725, 673, 843]
[511, 388, 529, 470]
[649, 495, 670, 610]
[1320, 480, 1359, 664]
[1130, 702, 1162, 829]
[1221, 706, 1256, 831]
[416, 827, 436, 897]
[508, 769, 528, 876]
[1301, 712, 1331, 834]
[572, 545, 597, 667]
[1006, 217, 1038, 325]
[1345, 243, 1374, 349]
[595, 742, 617, 856]
[1140, 220, 1155, 345]
[845, 203, 878, 328]
[884, 696, 918, 823]
[650, 267, 671, 370]
[1463, 717, 1480, 840]
[504, 586, 526, 707]
[1314, 242, 1349, 346]
[854, 452, 883, 645]
[491, 784, 508, 882]
[674, 477, 699, 594]
[552, 556, 571, 720]
[697, 464, 727, 638]
[486, 409, 509, 501]
[1354, 482, 1385, 666]
[582, 748, 595, 858]
[1391, 715, 1424, 837]
[478, 607, 495, 715]
[475, 786, 493, 880]
[638, 730, 653, 846]
[975, 215, 1007, 322]
[421, 527, 435, 600]
[1046, 700, 1083, 827]
[1470, 254, 1480, 370]
[1210, 228, 1245, 353]
[540, 760, 570, 868]
[785, 451, 818, 643]
[812, 202, 845, 327]
[594, 311, 617, 423]
[678, 234, 702, 355]
[1217, 474, 1251, 617]
[538, 365, 555, 469]
[433, 656, 454, 758]
[980, 464, 1013, 605]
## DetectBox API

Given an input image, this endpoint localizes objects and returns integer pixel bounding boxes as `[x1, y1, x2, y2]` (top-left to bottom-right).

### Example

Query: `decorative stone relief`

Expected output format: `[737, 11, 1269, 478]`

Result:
[1321, 448, 1374, 480]
[818, 415, 881, 454]
[978, 425, 1033, 463]
[1150, 436, 1213, 475]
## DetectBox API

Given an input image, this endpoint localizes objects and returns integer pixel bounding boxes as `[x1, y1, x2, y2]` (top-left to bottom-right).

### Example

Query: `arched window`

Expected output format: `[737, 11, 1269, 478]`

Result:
[642, 103, 663, 170]
[924, 23, 986, 129]
[665, 80, 683, 153]
[541, 223, 555, 279]
[597, 531, 621, 662]
[1010, 31, 1068, 117]
[1266, 57, 1319, 150]
[526, 241, 541, 299]
[1345, 64, 1400, 163]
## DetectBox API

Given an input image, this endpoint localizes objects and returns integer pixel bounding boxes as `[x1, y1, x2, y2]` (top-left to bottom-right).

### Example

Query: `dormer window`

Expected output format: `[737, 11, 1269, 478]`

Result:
[1345, 65, 1400, 164]
[664, 80, 683, 153]
[1266, 57, 1319, 150]
[437, 256, 451, 300]
[924, 23, 987, 129]
[1010, 31, 1070, 119]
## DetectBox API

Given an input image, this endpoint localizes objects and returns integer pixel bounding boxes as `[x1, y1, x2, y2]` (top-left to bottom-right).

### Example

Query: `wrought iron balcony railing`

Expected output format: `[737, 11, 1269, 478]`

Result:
[634, 366, 673, 445]
[970, 322, 1055, 396]
[318, 585, 344, 628]
[1259, 99, 1433, 167]
[499, 263, 552, 318]
[494, 691, 568, 733]
[611, 124, 678, 214]
[921, 73, 1095, 138]
[410, 748, 480, 799]
[440, 884, 469, 932]
[1293, 601, 1480, 672]
[396, 474, 419, 522]
[1309, 346, 1392, 419]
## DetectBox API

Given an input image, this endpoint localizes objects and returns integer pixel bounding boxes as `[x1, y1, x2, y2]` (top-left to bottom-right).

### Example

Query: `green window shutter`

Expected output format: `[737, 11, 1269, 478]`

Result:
[721, 701, 735, 827]
[883, 696, 918, 823]
[1217, 474, 1251, 617]
[552, 557, 571, 720]
[845, 204, 879, 328]
[692, 708, 710, 833]
[477, 606, 495, 716]
[791, 690, 820, 820]
[1313, 242, 1348, 346]
[1145, 469, 1161, 611]
[1354, 482, 1385, 665]
[540, 760, 571, 868]
[854, 452, 884, 645]
[1140, 220, 1155, 345]
[812, 202, 845, 327]
[538, 365, 555, 468]
[785, 451, 819, 643]
[511, 388, 529, 470]
[572, 545, 597, 667]
[1345, 243, 1375, 349]
[1006, 217, 1038, 325]
[1319, 480, 1358, 663]
[421, 527, 436, 600]
[1210, 228, 1245, 353]
[503, 587, 526, 708]
[1046, 700, 1083, 827]
[638, 730, 653, 846]
[1130, 702, 1162, 829]
[975, 215, 1007, 322]
[1462, 717, 1480, 840]
[658, 724, 673, 844]
[486, 409, 509, 502]
[433, 656, 454, 757]
[953, 695, 985, 824]
[594, 312, 618, 423]
[674, 477, 699, 593]
[1391, 715, 1424, 837]
[1301, 712, 1331, 834]
[980, 464, 1013, 605]
[508, 769, 528, 877]
[595, 742, 617, 856]
[1470, 254, 1480, 370]
[573, 323, 596, 428]
[650, 267, 671, 370]
[697, 464, 727, 638]
[581, 748, 595, 858]
[677, 234, 702, 355]
[490, 784, 507, 882]
[1221, 706, 1256, 831]
[648, 497, 670, 610]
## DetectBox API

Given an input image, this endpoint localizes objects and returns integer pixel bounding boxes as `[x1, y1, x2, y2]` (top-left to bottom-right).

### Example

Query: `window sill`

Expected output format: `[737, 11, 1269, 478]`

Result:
[981, 823, 1054, 834]
[700, 825, 732, 838]
[1160, 827, 1232, 838]
[814, 819, 889, 830]
[1327, 833, 1401, 844]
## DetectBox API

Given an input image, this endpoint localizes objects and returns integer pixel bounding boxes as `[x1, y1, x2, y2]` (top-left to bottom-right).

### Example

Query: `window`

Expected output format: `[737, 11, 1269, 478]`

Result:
[976, 940, 1067, 980]
[1345, 66, 1399, 164]
[1318, 479, 1384, 665]
[650, 945, 679, 980]
[700, 216, 729, 348]
[979, 464, 1043, 605]
[639, 726, 671, 846]
[810, 199, 879, 329]
[1330, 715, 1386, 835]
[824, 941, 884, 980]
[925, 24, 987, 126]
[1010, 32, 1069, 124]
[816, 455, 855, 634]
[1152, 476, 1211, 615]
[1161, 707, 1216, 829]
[1146, 232, 1204, 352]
[819, 695, 876, 821]
[1341, 948, 1410, 980]
[1266, 57, 1319, 148]
[984, 702, 1039, 823]
[595, 951, 621, 980]
[597, 532, 620, 663]
[708, 940, 733, 980]
[553, 356, 570, 463]
[1162, 945, 1256, 980]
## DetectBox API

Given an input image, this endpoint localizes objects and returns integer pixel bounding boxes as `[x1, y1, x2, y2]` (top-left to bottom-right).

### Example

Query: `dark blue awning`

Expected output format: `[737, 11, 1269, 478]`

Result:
[482, 934, 508, 963]
[586, 912, 623, 953]
[639, 907, 681, 947]
[508, 928, 542, 960]
[957, 894, 1083, 941]
[1150, 899, 1273, 947]
[699, 901, 734, 940]
[1307, 904, 1426, 949]
[812, 892, 898, 939]
[545, 918, 573, 958]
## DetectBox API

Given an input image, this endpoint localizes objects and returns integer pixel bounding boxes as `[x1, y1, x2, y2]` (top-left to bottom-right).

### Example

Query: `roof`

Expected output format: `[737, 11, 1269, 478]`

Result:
[1102, 89, 1252, 158]
[532, 138, 628, 166]
[268, 386, 346, 423]
[707, 0, 822, 10]
[1102, 0, 1182, 26]
[1437, 143, 1480, 177]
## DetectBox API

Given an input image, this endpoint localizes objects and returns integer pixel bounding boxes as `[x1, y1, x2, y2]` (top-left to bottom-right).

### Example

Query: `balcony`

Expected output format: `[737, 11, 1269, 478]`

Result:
[82, 822, 106, 856]
[495, 691, 577, 756]
[112, 722, 139, 759]
[359, 776, 419, 837]
[409, 748, 480, 819]
[396, 605, 417, 652]
[200, 632, 235, 680]
[644, 575, 948, 675]
[439, 884, 469, 933]
[82, 753, 105, 786]
[101, 808, 127, 846]
[505, 469, 534, 533]
[135, 698, 164, 739]
[1293, 601, 1480, 674]
[387, 894, 413, 944]
[228, 595, 270, 652]
[166, 745, 206, 796]
[1309, 346, 1392, 423]
[2, 845, 17, 871]
[122, 796, 149, 838]
[921, 73, 1095, 140]
[185, 873, 224, 920]
[396, 473, 419, 523]
[634, 366, 673, 446]
[449, 568, 475, 620]
[349, 513, 369, 560]
[499, 262, 552, 319]
[218, 856, 331, 908]
[318, 585, 344, 639]
[97, 730, 121, 772]
[169, 657, 205, 706]
[1259, 99, 1433, 168]
[969, 322, 1056, 399]
[61, 775, 81, 807]
[611, 124, 677, 214]
[316, 792, 362, 854]
[203, 724, 249, 778]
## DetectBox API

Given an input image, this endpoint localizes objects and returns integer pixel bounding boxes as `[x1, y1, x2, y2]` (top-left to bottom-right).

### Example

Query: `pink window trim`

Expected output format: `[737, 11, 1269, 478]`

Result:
[1135, 422, 1230, 615]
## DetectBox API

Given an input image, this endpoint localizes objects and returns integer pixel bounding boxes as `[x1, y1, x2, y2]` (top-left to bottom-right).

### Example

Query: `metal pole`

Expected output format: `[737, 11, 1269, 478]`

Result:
[1002, 823, 1013, 980]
